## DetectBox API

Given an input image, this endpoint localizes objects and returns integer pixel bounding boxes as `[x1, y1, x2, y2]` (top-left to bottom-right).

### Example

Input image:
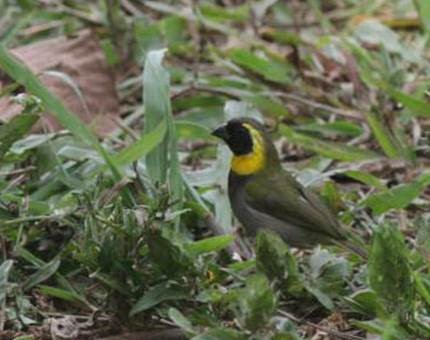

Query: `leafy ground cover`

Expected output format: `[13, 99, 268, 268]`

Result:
[1, 0, 430, 339]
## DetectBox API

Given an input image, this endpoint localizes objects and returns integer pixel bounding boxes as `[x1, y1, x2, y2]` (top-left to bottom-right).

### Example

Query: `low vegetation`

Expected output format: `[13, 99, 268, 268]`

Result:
[1, 0, 430, 339]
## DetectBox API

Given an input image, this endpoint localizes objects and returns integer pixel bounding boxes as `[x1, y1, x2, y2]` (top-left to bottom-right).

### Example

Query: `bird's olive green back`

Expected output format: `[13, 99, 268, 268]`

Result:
[242, 167, 346, 241]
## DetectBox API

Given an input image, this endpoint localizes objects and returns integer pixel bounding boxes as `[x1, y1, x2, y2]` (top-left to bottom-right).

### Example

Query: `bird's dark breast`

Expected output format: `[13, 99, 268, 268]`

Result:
[228, 172, 333, 248]
[228, 172, 258, 234]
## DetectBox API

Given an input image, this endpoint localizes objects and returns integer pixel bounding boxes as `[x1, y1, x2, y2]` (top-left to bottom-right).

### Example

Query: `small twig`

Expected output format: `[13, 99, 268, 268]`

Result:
[347, 123, 371, 146]
[120, 0, 143, 16]
[0, 166, 36, 177]
[4, 174, 26, 192]
[302, 158, 397, 187]
[261, 7, 357, 29]
[21, 21, 64, 38]
[411, 118, 422, 146]
[170, 86, 196, 101]
[42, 311, 109, 322]
[272, 91, 364, 122]
[171, 84, 240, 101]
[113, 117, 140, 141]
[153, 316, 177, 328]
[56, 5, 102, 25]
[2, 215, 64, 226]
[97, 178, 132, 207]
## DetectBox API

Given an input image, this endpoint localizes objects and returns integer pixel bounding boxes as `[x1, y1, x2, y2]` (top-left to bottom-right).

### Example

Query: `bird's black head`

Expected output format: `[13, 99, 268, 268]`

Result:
[211, 118, 263, 155]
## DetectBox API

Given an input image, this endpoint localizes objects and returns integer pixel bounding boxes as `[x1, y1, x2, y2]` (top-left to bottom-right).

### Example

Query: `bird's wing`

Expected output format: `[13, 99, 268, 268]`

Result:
[244, 169, 345, 240]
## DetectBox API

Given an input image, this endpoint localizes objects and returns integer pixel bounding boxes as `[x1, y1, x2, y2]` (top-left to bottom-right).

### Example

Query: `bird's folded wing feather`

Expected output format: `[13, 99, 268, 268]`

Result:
[244, 170, 345, 239]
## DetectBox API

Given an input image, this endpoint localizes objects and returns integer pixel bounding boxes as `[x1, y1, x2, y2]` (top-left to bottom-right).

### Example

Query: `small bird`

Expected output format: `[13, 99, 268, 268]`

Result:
[212, 117, 366, 257]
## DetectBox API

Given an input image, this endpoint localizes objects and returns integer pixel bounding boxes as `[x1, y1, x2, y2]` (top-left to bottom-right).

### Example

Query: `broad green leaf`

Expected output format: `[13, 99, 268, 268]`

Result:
[168, 308, 195, 334]
[255, 230, 302, 295]
[130, 281, 189, 316]
[279, 125, 379, 162]
[230, 49, 291, 85]
[0, 260, 13, 306]
[185, 235, 234, 257]
[234, 274, 276, 331]
[22, 258, 61, 291]
[57, 145, 101, 162]
[303, 281, 332, 310]
[364, 173, 430, 215]
[10, 133, 56, 154]
[368, 225, 414, 317]
[147, 229, 194, 277]
[305, 248, 350, 310]
[344, 289, 386, 317]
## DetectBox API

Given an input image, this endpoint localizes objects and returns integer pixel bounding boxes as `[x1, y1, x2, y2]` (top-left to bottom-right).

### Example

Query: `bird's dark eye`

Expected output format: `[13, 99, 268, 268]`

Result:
[226, 122, 253, 155]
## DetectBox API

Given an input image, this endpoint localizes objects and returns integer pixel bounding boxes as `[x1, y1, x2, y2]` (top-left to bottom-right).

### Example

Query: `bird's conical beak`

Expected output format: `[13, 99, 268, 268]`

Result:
[211, 125, 229, 141]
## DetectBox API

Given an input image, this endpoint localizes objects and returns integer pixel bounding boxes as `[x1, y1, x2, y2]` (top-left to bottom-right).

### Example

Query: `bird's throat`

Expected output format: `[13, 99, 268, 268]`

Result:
[231, 145, 265, 175]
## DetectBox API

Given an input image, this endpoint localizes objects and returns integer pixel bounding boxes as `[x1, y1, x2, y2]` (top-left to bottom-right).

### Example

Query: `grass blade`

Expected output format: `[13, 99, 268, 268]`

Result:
[112, 120, 167, 166]
[364, 109, 401, 159]
[387, 88, 430, 118]
[22, 258, 61, 292]
[143, 49, 183, 209]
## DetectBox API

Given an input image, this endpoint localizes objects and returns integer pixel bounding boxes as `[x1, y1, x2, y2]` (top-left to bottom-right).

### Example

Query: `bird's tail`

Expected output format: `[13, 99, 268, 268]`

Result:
[333, 239, 368, 259]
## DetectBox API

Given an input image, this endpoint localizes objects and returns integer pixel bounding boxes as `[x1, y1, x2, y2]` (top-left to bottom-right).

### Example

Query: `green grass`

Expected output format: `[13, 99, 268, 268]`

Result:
[0, 0, 430, 339]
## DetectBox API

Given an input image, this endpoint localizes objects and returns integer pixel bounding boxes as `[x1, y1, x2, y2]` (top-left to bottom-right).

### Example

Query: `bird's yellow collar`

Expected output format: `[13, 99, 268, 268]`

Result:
[231, 123, 266, 175]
